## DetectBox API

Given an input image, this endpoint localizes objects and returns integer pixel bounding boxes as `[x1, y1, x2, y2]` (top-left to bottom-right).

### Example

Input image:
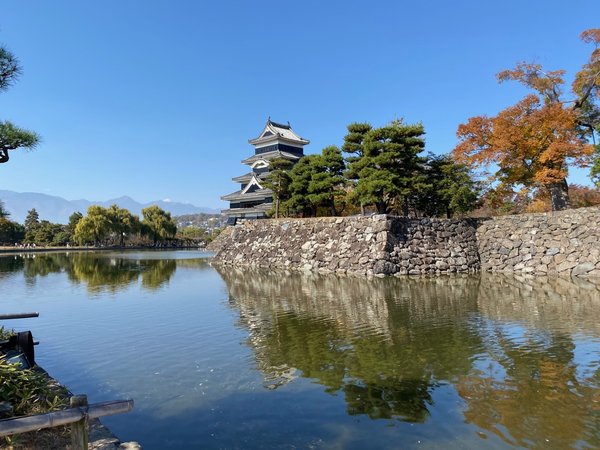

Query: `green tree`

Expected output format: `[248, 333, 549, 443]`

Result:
[73, 206, 111, 246]
[0, 218, 24, 244]
[0, 46, 39, 163]
[591, 126, 600, 187]
[342, 123, 372, 181]
[0, 46, 20, 91]
[23, 208, 40, 243]
[284, 155, 319, 217]
[30, 220, 62, 246]
[24, 208, 39, 231]
[0, 200, 9, 219]
[107, 204, 140, 246]
[262, 158, 293, 218]
[308, 146, 346, 216]
[141, 205, 177, 246]
[351, 120, 426, 215]
[416, 155, 481, 218]
[342, 123, 372, 215]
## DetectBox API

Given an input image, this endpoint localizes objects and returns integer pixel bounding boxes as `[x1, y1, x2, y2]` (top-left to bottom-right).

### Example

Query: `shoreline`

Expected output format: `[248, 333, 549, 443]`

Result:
[0, 245, 204, 255]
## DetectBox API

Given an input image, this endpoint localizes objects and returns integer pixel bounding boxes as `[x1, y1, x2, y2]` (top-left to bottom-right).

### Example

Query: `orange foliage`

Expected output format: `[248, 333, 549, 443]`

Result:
[454, 95, 593, 189]
[573, 29, 600, 105]
[453, 28, 599, 198]
[475, 184, 600, 216]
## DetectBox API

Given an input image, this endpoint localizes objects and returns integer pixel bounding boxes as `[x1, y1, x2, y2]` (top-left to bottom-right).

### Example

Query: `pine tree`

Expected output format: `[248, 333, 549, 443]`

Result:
[0, 46, 39, 163]
[416, 155, 480, 218]
[352, 120, 426, 215]
[308, 146, 346, 216]
[262, 158, 293, 218]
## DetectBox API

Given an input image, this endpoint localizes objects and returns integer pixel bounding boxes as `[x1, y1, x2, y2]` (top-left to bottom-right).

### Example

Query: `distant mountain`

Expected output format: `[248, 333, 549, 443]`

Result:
[0, 190, 221, 224]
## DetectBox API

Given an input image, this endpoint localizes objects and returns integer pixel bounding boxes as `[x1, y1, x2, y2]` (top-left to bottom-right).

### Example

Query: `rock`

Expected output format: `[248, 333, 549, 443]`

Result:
[119, 443, 142, 450]
[572, 262, 595, 277]
[556, 260, 578, 273]
[0, 401, 13, 418]
[373, 260, 397, 275]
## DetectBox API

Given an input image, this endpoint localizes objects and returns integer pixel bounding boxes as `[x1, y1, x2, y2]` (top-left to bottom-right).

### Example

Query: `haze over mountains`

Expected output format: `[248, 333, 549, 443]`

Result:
[0, 190, 221, 224]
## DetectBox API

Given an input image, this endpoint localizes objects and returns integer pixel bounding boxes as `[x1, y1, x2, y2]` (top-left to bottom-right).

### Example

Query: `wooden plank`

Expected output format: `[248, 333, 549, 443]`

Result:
[0, 399, 133, 436]
[0, 312, 39, 320]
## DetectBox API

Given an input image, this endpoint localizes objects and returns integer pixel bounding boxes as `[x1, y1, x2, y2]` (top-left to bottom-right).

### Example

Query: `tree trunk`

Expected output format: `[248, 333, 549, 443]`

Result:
[376, 201, 387, 214]
[275, 198, 280, 219]
[548, 179, 570, 211]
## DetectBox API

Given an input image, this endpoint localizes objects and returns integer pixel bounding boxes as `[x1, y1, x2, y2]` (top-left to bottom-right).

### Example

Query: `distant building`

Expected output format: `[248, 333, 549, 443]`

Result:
[221, 119, 309, 221]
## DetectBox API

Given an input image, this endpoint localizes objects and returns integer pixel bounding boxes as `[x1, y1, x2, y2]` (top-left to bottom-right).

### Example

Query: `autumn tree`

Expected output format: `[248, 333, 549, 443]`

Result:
[453, 29, 599, 211]
[262, 158, 293, 218]
[0, 46, 39, 163]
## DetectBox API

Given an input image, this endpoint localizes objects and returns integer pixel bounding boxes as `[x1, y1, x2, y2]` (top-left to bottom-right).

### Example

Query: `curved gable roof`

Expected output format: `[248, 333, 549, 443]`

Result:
[249, 118, 310, 146]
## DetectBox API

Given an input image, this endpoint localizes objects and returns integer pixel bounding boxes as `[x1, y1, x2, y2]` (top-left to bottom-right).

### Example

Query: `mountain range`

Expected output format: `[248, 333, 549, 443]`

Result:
[0, 190, 221, 224]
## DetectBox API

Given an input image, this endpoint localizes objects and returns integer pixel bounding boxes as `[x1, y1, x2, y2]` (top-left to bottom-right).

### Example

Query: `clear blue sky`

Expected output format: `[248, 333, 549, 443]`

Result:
[1, 1, 598, 208]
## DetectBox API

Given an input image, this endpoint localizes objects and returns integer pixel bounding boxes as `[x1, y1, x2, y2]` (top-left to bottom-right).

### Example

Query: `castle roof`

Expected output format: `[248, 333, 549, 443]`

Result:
[249, 119, 310, 146]
[221, 188, 273, 202]
[241, 150, 302, 165]
[232, 172, 268, 183]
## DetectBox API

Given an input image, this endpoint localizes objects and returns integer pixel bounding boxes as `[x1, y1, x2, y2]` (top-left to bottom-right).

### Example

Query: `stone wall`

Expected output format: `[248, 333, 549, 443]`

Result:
[211, 207, 600, 277]
[477, 206, 600, 277]
[211, 215, 480, 276]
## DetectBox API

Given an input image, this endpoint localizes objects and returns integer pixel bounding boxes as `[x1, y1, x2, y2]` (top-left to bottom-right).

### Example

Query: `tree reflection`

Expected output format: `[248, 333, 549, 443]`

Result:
[218, 267, 600, 447]
[217, 267, 483, 423]
[456, 274, 600, 448]
[0, 252, 209, 293]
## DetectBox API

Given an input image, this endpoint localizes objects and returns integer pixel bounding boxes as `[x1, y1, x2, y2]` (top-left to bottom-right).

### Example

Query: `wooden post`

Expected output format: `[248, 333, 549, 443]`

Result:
[70, 395, 88, 450]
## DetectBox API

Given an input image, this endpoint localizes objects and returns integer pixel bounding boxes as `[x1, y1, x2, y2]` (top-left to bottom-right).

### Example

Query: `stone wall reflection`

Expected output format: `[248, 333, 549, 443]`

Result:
[217, 267, 483, 422]
[218, 267, 600, 447]
[457, 273, 600, 448]
[476, 273, 600, 334]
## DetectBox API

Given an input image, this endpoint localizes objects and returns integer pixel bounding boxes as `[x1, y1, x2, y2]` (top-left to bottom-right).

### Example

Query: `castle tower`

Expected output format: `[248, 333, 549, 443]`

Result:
[221, 119, 309, 221]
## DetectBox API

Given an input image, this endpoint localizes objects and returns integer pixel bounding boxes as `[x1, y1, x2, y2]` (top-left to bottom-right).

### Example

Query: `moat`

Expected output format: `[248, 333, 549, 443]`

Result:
[1, 250, 599, 449]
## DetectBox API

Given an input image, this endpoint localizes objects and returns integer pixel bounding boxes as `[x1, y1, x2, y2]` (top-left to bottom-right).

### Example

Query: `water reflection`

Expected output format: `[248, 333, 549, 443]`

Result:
[217, 267, 600, 447]
[0, 252, 210, 293]
[218, 268, 484, 423]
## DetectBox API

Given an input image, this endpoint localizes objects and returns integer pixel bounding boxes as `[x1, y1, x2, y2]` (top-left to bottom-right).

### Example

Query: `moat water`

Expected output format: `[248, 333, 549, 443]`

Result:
[1, 250, 599, 449]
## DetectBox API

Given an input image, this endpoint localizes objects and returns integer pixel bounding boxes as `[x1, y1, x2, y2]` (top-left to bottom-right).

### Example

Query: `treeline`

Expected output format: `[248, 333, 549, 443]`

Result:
[264, 120, 480, 219]
[0, 203, 178, 247]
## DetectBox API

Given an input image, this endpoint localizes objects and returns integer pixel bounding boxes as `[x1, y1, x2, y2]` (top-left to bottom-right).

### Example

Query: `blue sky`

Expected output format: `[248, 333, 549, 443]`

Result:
[1, 1, 598, 208]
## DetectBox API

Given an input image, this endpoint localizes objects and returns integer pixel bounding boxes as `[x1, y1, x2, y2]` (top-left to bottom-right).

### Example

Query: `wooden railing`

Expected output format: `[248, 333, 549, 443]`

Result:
[1, 314, 135, 448]
[0, 312, 39, 320]
[0, 395, 134, 449]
